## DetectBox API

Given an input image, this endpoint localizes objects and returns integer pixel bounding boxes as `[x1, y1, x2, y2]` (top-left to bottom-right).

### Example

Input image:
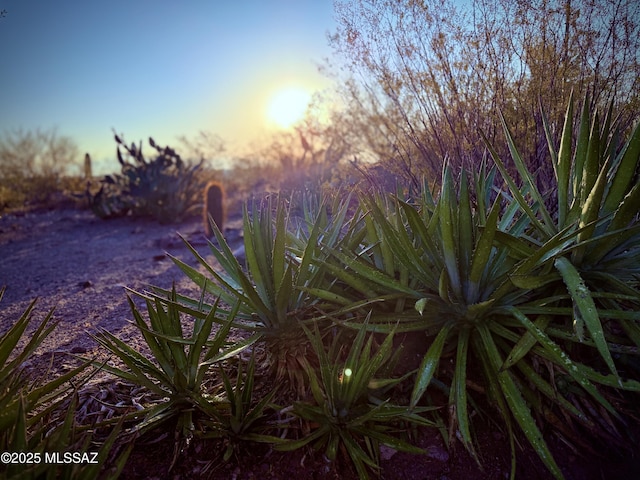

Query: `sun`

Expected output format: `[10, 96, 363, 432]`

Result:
[266, 87, 311, 129]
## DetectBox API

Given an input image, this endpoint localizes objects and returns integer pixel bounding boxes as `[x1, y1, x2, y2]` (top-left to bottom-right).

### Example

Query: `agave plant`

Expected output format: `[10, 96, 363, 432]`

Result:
[484, 94, 640, 373]
[482, 94, 640, 461]
[277, 318, 437, 480]
[285, 190, 400, 318]
[403, 99, 640, 479]
[306, 93, 640, 479]
[279, 189, 431, 335]
[89, 286, 258, 461]
[0, 287, 127, 480]
[166, 194, 358, 392]
[325, 176, 605, 477]
[197, 353, 282, 463]
[349, 166, 570, 473]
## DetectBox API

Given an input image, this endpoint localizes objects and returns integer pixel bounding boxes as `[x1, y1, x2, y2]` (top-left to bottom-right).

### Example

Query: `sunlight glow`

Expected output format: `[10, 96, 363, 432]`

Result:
[339, 367, 353, 384]
[266, 87, 311, 128]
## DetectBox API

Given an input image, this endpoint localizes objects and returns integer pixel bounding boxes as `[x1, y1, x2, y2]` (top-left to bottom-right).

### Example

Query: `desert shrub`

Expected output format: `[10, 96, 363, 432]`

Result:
[229, 116, 348, 196]
[87, 134, 205, 223]
[0, 128, 80, 212]
[328, 0, 640, 190]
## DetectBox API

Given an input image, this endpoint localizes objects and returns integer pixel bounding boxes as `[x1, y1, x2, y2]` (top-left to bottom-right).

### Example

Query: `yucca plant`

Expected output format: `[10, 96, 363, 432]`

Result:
[197, 353, 282, 463]
[494, 98, 640, 345]
[9, 401, 132, 480]
[166, 195, 356, 392]
[315, 94, 640, 479]
[0, 288, 116, 479]
[89, 286, 257, 460]
[481, 94, 640, 459]
[324, 165, 612, 477]
[281, 190, 432, 333]
[322, 190, 435, 329]
[0, 291, 92, 442]
[357, 166, 575, 474]
[285, 190, 397, 318]
[484, 94, 640, 368]
[277, 319, 437, 480]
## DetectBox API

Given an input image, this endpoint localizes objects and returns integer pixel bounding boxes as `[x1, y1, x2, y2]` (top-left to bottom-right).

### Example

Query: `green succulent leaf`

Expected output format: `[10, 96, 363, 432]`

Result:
[410, 323, 452, 409]
[477, 326, 564, 480]
[554, 257, 618, 376]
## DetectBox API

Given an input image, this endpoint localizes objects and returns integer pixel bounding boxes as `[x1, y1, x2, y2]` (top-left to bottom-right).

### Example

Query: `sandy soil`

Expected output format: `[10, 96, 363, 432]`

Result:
[0, 206, 243, 377]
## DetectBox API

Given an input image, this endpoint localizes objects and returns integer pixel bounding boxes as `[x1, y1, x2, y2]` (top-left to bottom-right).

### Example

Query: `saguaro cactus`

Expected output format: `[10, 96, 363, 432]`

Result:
[203, 181, 225, 236]
[84, 153, 92, 179]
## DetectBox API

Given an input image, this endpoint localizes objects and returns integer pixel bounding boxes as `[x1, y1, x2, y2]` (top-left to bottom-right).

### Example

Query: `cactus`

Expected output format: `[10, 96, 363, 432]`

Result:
[86, 180, 133, 218]
[84, 153, 92, 179]
[203, 181, 225, 236]
[87, 134, 205, 222]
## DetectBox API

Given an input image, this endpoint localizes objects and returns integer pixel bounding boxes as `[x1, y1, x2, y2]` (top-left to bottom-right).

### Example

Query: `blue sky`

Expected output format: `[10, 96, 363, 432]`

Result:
[0, 1, 337, 173]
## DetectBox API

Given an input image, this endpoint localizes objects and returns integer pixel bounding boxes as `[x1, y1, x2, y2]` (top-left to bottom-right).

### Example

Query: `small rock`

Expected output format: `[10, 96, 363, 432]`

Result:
[79, 280, 93, 289]
[380, 445, 398, 460]
[225, 228, 243, 242]
[426, 445, 449, 462]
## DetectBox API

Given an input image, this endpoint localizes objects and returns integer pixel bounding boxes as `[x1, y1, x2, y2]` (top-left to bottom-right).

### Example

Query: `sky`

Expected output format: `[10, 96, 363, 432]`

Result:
[0, 0, 338, 174]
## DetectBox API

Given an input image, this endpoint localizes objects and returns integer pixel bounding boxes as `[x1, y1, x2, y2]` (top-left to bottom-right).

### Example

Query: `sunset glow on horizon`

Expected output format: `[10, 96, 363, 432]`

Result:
[0, 0, 336, 173]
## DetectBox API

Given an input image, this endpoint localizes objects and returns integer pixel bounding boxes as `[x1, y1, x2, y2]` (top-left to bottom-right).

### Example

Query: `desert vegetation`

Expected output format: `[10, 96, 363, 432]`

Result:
[85, 134, 207, 223]
[1, 1, 640, 479]
[0, 128, 82, 212]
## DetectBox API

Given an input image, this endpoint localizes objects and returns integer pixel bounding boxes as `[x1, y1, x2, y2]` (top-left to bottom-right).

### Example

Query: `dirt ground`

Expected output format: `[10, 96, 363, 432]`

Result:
[1, 205, 638, 479]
